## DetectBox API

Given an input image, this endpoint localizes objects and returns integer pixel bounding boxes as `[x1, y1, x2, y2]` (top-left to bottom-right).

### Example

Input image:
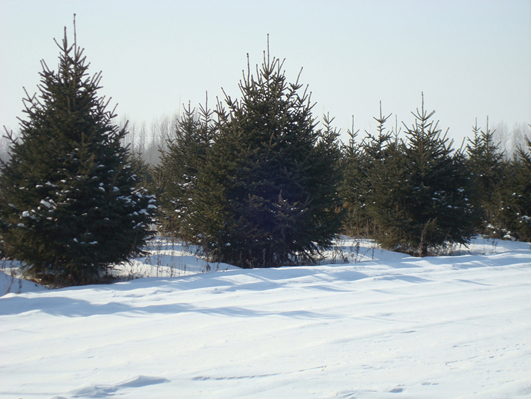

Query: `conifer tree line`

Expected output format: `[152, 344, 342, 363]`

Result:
[154, 54, 343, 268]
[1, 26, 530, 287]
[340, 108, 531, 249]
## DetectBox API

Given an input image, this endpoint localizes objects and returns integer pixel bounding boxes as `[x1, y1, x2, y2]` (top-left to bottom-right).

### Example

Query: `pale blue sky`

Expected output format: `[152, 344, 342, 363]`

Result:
[1, 0, 530, 144]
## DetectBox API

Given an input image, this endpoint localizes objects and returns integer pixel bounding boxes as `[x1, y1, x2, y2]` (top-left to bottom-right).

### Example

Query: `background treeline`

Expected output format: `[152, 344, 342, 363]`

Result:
[4, 116, 530, 167]
[340, 106, 531, 252]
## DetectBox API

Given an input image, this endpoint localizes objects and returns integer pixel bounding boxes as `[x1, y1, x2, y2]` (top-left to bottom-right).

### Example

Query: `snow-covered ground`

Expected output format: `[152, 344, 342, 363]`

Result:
[1, 237, 530, 398]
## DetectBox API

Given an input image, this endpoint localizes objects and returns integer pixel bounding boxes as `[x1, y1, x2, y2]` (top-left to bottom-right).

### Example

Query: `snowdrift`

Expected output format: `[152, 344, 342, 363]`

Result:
[0, 268, 46, 296]
[1, 237, 530, 398]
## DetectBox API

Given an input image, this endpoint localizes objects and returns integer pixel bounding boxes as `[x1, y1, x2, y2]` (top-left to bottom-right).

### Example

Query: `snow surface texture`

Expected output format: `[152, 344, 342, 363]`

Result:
[1, 237, 530, 398]
[0, 260, 46, 297]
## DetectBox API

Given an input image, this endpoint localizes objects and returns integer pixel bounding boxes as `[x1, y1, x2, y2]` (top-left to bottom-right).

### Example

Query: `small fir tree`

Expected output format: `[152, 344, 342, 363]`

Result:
[367, 96, 478, 256]
[399, 96, 478, 255]
[503, 132, 531, 241]
[364, 115, 409, 248]
[340, 118, 371, 237]
[155, 103, 215, 240]
[360, 105, 401, 240]
[465, 117, 505, 236]
[341, 104, 408, 243]
[0, 28, 155, 286]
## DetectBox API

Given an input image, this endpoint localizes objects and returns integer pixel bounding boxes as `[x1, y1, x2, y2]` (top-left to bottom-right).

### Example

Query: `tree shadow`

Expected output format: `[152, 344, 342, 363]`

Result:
[0, 265, 372, 318]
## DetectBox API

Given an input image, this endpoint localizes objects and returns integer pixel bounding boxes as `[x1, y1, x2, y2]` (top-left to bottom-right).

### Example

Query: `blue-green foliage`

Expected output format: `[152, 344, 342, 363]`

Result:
[0, 30, 156, 286]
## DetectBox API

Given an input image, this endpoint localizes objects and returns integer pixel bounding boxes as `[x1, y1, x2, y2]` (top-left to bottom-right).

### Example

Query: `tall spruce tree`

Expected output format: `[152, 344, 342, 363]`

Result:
[0, 28, 155, 286]
[188, 52, 342, 268]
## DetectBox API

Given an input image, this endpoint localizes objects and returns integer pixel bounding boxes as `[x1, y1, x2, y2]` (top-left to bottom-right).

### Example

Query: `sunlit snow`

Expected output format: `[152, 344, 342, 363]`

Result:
[1, 237, 530, 398]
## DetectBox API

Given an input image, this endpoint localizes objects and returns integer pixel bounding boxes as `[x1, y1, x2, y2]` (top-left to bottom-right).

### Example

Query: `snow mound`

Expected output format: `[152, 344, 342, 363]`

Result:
[111, 237, 240, 279]
[0, 269, 46, 296]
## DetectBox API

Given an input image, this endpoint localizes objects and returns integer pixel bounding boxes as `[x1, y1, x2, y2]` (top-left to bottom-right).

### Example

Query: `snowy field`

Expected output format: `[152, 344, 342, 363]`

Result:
[1, 237, 530, 398]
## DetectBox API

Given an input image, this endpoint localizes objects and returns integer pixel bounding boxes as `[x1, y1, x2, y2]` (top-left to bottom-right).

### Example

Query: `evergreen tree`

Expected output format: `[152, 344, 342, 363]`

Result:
[364, 116, 409, 248]
[155, 103, 214, 240]
[465, 117, 505, 236]
[503, 132, 531, 241]
[401, 97, 478, 255]
[0, 28, 155, 286]
[189, 53, 342, 268]
[341, 104, 401, 239]
[368, 96, 478, 256]
[339, 119, 367, 237]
